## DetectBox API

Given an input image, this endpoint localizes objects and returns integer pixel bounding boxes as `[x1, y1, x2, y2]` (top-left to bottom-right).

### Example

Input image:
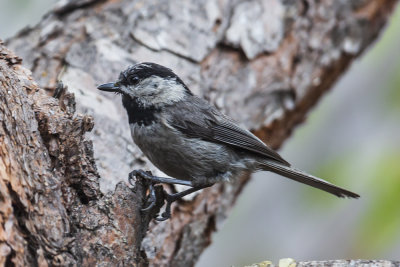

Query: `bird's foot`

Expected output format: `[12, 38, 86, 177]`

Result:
[129, 169, 192, 186]
[155, 190, 180, 221]
[155, 184, 213, 221]
[141, 183, 156, 211]
[128, 169, 151, 185]
[128, 169, 212, 221]
[128, 170, 157, 211]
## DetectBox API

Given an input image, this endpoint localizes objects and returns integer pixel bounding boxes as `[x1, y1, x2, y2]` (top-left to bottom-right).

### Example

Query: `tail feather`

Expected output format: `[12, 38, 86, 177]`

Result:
[263, 161, 360, 198]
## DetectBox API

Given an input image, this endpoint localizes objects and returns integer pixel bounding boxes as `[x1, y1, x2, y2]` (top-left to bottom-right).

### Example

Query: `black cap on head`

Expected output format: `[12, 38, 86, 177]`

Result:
[121, 63, 176, 84]
[97, 62, 193, 95]
[119, 62, 192, 94]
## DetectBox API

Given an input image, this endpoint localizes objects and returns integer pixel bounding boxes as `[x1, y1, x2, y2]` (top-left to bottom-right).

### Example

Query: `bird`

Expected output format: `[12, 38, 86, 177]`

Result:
[97, 62, 359, 220]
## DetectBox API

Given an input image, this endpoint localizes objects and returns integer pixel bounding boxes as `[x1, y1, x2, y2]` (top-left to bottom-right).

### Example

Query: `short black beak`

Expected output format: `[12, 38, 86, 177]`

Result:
[97, 82, 120, 92]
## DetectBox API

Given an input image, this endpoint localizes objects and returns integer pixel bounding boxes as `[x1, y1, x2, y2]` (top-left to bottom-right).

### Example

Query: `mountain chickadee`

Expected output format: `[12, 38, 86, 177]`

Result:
[98, 62, 359, 221]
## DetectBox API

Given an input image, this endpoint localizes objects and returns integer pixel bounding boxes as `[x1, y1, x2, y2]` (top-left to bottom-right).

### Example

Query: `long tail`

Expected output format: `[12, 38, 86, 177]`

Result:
[262, 161, 360, 198]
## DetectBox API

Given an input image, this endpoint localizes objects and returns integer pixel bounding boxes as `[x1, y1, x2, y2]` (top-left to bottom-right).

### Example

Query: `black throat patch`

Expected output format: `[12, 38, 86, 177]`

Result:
[122, 96, 161, 126]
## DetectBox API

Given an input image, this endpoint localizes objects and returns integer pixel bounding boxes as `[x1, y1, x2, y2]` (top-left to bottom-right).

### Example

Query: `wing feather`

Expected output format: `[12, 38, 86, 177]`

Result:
[167, 97, 290, 166]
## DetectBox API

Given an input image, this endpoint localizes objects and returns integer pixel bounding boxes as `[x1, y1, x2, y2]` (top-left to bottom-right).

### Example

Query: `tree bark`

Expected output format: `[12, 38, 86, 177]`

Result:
[1, 0, 398, 266]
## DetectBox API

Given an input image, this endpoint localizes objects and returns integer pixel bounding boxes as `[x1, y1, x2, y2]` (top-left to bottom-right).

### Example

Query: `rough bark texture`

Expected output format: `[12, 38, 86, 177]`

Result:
[1, 0, 398, 266]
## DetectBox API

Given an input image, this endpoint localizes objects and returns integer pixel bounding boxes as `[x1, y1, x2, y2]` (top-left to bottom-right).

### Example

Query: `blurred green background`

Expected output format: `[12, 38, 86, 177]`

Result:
[1, 1, 399, 266]
[199, 5, 400, 266]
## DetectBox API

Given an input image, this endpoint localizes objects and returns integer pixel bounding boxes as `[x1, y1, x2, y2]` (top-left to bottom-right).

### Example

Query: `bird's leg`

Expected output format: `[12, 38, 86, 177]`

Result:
[156, 184, 212, 221]
[129, 169, 193, 186]
[129, 169, 195, 212]
[128, 169, 213, 220]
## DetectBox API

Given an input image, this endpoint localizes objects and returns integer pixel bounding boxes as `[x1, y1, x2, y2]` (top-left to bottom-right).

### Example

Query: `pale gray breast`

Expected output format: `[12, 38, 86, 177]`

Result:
[129, 119, 245, 182]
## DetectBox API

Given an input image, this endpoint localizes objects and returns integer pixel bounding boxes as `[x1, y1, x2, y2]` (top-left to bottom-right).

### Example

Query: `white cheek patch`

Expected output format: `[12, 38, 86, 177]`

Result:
[135, 76, 187, 106]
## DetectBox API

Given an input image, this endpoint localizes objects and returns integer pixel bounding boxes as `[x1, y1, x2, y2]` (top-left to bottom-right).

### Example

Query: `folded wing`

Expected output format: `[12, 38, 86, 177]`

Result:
[168, 97, 290, 166]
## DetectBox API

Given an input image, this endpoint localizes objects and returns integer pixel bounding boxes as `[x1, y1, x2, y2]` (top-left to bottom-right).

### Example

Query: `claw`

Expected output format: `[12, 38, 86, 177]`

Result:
[141, 183, 156, 211]
[128, 170, 139, 186]
[155, 190, 173, 221]
[141, 199, 155, 211]
[128, 169, 213, 221]
[142, 203, 154, 212]
[156, 215, 165, 221]
[156, 209, 171, 221]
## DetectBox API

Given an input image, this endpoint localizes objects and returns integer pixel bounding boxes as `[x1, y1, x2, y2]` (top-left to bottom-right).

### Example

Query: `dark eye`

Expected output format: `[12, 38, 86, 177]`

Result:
[129, 76, 139, 85]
